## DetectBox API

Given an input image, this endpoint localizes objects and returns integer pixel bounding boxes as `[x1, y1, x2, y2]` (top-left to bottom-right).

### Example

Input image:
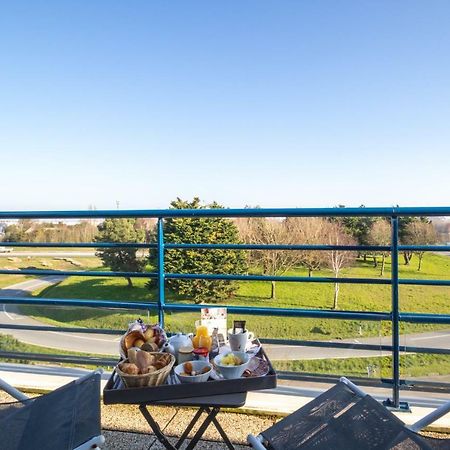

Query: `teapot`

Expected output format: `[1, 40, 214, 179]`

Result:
[163, 333, 193, 362]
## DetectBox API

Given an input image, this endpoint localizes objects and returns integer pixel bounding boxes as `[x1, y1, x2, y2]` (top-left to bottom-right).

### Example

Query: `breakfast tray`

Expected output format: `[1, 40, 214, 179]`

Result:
[103, 347, 277, 405]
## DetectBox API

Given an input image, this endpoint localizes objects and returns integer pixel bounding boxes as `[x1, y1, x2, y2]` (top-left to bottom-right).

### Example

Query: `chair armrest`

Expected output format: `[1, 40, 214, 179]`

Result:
[73, 434, 105, 450]
[409, 400, 450, 432]
[0, 377, 29, 401]
[247, 433, 267, 449]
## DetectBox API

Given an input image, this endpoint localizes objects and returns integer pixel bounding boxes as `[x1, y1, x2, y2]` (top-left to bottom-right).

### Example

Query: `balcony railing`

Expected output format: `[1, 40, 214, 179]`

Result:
[0, 206, 449, 409]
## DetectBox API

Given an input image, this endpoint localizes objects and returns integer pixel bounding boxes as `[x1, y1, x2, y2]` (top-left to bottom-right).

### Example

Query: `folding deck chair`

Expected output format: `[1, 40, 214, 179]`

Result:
[248, 377, 450, 449]
[0, 369, 105, 450]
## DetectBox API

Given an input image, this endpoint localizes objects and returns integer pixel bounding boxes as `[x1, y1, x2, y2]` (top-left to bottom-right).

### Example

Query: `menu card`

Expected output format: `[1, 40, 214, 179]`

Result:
[200, 307, 227, 337]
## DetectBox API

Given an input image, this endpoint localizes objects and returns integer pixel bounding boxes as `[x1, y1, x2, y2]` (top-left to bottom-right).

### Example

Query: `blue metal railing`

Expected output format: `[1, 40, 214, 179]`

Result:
[0, 206, 449, 408]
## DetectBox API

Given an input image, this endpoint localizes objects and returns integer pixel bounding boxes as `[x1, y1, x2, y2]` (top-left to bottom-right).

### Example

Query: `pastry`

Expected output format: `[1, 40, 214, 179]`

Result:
[143, 328, 154, 340]
[120, 362, 139, 375]
[128, 348, 139, 365]
[136, 351, 155, 373]
[124, 330, 145, 351]
[133, 338, 145, 348]
[183, 362, 193, 375]
[141, 342, 159, 352]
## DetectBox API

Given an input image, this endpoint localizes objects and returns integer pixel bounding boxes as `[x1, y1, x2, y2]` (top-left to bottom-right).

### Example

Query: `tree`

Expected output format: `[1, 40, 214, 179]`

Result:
[403, 221, 437, 271]
[336, 206, 375, 261]
[3, 219, 35, 242]
[162, 198, 247, 303]
[285, 217, 328, 277]
[325, 222, 356, 309]
[237, 217, 303, 299]
[95, 218, 146, 287]
[398, 216, 430, 265]
[368, 219, 391, 276]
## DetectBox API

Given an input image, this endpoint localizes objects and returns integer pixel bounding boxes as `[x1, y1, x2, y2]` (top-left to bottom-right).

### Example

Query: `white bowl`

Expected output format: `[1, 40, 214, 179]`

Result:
[174, 360, 212, 383]
[213, 351, 251, 379]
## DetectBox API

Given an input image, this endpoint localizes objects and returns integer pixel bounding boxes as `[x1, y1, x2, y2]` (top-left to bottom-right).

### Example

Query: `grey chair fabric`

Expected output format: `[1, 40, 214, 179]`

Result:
[0, 372, 102, 450]
[260, 381, 450, 450]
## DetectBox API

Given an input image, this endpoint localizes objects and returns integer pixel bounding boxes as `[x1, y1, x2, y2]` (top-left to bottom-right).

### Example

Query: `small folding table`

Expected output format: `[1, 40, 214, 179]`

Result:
[140, 392, 247, 450]
[104, 348, 276, 449]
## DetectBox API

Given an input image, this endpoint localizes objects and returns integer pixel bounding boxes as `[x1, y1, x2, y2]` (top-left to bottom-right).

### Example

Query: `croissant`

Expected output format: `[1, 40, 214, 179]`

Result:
[124, 330, 145, 351]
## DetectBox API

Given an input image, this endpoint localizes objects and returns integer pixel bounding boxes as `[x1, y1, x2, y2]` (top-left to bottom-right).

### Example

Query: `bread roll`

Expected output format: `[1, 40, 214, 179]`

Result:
[128, 348, 139, 365]
[120, 362, 139, 375]
[142, 365, 157, 374]
[141, 342, 159, 352]
[136, 350, 154, 373]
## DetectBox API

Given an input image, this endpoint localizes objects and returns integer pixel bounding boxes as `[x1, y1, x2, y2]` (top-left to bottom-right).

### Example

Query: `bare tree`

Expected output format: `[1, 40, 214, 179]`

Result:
[403, 221, 437, 271]
[236, 217, 303, 299]
[368, 219, 391, 276]
[285, 217, 328, 277]
[325, 222, 356, 309]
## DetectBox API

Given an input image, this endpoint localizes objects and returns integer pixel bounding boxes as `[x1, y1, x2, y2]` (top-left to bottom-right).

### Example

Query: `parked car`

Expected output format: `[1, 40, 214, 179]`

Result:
[0, 246, 13, 253]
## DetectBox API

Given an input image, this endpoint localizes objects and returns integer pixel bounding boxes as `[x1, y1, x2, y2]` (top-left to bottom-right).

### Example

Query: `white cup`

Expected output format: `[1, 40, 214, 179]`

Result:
[227, 329, 255, 352]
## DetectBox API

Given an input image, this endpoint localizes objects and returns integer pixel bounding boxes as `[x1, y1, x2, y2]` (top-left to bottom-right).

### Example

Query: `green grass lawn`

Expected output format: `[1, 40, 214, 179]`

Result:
[0, 333, 112, 369]
[0, 274, 32, 288]
[0, 255, 102, 288]
[17, 253, 450, 342]
[0, 255, 101, 272]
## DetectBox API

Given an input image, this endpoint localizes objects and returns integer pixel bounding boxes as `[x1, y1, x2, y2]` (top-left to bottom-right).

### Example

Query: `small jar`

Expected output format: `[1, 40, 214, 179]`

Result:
[193, 347, 209, 361]
[177, 346, 194, 364]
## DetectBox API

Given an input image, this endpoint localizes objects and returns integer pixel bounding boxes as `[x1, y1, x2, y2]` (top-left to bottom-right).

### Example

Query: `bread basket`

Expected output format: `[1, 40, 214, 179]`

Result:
[116, 352, 175, 388]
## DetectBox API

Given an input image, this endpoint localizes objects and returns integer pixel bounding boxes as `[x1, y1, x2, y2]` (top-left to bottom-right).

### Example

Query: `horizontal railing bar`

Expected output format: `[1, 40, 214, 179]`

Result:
[398, 279, 450, 287]
[0, 323, 124, 334]
[0, 297, 159, 310]
[0, 269, 157, 278]
[163, 303, 390, 320]
[1, 241, 448, 252]
[400, 313, 450, 324]
[277, 371, 394, 387]
[1, 323, 450, 354]
[167, 243, 449, 252]
[1, 206, 449, 220]
[276, 372, 450, 393]
[0, 351, 117, 366]
[400, 245, 450, 252]
[0, 242, 155, 249]
[166, 273, 392, 284]
[0, 268, 407, 285]
[259, 338, 450, 354]
[166, 243, 390, 251]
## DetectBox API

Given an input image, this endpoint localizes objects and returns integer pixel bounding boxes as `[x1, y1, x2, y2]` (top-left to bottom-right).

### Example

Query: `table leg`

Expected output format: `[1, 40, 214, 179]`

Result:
[174, 407, 206, 449]
[139, 405, 177, 450]
[184, 407, 220, 450]
[205, 407, 236, 450]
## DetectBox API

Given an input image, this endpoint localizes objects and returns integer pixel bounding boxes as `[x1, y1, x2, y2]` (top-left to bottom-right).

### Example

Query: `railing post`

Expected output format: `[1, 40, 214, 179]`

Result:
[157, 218, 165, 327]
[391, 216, 401, 408]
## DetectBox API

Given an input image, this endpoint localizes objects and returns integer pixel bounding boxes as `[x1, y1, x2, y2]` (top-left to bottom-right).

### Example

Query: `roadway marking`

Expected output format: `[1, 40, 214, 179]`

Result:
[409, 334, 450, 341]
[2, 304, 19, 321]
[49, 330, 119, 343]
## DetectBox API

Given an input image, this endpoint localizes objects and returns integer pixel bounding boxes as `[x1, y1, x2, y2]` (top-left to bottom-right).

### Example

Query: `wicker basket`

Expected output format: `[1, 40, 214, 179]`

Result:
[116, 352, 175, 388]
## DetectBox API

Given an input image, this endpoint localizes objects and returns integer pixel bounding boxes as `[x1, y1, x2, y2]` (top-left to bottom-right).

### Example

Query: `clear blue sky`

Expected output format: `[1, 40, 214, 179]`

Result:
[1, 1, 449, 211]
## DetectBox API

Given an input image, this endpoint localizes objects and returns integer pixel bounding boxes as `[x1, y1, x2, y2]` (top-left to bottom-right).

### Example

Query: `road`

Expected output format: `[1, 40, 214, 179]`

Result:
[0, 277, 450, 360]
[0, 277, 120, 354]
